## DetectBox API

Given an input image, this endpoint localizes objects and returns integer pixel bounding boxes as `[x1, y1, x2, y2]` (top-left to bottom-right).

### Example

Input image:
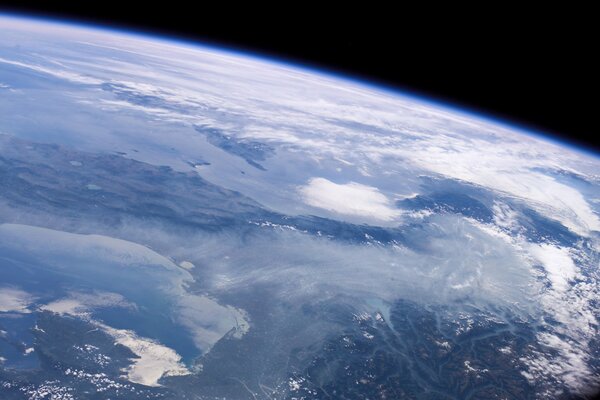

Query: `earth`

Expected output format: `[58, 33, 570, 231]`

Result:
[0, 15, 599, 400]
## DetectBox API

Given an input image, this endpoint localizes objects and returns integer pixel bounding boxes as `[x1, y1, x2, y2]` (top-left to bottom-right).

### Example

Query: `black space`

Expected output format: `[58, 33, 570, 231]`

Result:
[1, 4, 598, 154]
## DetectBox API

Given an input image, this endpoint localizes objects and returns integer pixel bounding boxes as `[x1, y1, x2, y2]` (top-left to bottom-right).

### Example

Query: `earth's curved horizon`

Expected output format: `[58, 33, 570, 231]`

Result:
[0, 14, 599, 400]
[4, 12, 597, 159]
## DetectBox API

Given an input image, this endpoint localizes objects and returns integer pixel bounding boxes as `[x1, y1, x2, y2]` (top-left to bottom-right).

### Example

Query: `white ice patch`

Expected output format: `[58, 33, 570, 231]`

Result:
[299, 177, 400, 221]
[38, 292, 188, 386]
[0, 287, 34, 313]
[97, 322, 190, 386]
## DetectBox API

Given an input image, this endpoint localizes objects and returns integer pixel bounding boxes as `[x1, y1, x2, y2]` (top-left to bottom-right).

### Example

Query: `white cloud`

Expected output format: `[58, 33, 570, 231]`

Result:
[0, 287, 34, 313]
[392, 144, 600, 236]
[528, 244, 577, 292]
[472, 216, 599, 392]
[299, 177, 400, 221]
[40, 291, 135, 316]
[0, 56, 102, 85]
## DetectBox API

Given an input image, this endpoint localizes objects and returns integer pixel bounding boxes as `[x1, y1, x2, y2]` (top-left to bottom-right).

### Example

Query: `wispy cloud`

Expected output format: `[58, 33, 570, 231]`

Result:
[0, 287, 34, 313]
